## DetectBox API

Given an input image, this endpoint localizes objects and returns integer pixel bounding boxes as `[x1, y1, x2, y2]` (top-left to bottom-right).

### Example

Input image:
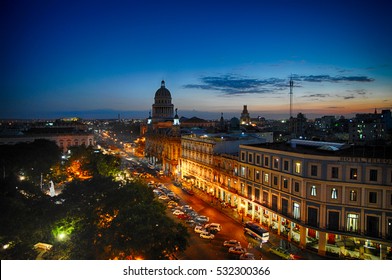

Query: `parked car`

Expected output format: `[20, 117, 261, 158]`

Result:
[185, 220, 195, 227]
[187, 211, 198, 217]
[200, 232, 215, 239]
[205, 223, 222, 232]
[158, 195, 169, 201]
[240, 253, 255, 260]
[177, 213, 190, 220]
[194, 225, 207, 234]
[172, 209, 184, 216]
[181, 205, 192, 210]
[223, 240, 241, 248]
[228, 246, 247, 255]
[195, 215, 209, 223]
[269, 246, 294, 260]
[167, 201, 178, 208]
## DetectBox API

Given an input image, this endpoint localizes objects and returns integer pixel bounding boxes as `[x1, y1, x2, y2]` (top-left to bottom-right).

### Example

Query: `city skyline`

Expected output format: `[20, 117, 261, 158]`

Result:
[1, 0, 392, 120]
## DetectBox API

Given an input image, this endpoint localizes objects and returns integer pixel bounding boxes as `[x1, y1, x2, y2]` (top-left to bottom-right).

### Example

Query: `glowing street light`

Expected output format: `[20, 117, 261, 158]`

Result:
[57, 232, 66, 241]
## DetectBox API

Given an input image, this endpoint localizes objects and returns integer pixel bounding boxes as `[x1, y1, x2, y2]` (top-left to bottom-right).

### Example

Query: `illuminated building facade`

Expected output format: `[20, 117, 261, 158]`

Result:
[144, 81, 181, 176]
[237, 139, 392, 259]
[181, 133, 265, 208]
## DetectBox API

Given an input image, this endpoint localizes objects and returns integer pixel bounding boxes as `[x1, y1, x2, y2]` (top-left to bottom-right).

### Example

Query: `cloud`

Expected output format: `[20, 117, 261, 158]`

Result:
[183, 73, 375, 97]
[184, 74, 287, 96]
[301, 93, 330, 99]
[292, 74, 374, 83]
[347, 89, 369, 96]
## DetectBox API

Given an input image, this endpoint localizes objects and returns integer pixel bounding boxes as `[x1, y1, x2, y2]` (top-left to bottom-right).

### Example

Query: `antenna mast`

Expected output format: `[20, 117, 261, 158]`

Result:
[289, 76, 294, 120]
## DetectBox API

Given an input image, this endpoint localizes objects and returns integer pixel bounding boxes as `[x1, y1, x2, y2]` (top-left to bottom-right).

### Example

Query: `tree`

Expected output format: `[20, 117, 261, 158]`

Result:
[54, 178, 189, 259]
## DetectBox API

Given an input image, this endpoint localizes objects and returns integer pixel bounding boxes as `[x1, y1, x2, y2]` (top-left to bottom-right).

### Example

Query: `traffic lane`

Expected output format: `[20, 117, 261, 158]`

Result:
[167, 185, 250, 246]
[165, 206, 229, 260]
[164, 185, 264, 260]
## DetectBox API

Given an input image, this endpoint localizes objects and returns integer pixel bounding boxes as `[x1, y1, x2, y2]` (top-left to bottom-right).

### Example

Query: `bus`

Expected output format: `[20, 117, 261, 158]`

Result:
[244, 221, 269, 243]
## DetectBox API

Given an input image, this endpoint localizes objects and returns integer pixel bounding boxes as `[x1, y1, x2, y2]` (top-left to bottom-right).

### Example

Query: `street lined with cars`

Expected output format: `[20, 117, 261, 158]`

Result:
[97, 127, 328, 261]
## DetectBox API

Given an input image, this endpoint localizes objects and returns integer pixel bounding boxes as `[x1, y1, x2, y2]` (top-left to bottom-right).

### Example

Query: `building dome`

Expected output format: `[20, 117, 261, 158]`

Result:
[154, 80, 172, 99]
[152, 80, 174, 120]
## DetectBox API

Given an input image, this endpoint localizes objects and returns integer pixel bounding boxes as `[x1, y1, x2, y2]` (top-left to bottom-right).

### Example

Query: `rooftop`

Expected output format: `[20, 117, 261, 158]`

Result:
[243, 139, 392, 159]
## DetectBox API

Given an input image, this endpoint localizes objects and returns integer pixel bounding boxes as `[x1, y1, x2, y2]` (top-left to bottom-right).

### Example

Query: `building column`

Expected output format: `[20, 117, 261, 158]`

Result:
[300, 226, 307, 249]
[277, 216, 281, 235]
[318, 231, 327, 256]
[251, 202, 255, 221]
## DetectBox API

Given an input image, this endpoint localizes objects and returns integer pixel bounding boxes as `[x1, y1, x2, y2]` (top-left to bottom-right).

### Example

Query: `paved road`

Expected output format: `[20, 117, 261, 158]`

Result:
[159, 178, 329, 260]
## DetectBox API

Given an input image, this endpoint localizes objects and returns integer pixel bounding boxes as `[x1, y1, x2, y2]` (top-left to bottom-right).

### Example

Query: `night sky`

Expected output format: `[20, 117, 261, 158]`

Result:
[1, 0, 391, 120]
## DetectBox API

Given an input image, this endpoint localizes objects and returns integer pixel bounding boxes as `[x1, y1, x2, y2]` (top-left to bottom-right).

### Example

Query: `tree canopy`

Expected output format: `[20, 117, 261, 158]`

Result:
[0, 144, 188, 260]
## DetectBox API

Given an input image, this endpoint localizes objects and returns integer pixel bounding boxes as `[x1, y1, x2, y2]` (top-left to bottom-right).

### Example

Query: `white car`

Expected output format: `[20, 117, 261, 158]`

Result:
[181, 205, 192, 210]
[200, 232, 215, 239]
[194, 225, 207, 233]
[172, 210, 184, 216]
[158, 195, 169, 201]
[223, 240, 241, 248]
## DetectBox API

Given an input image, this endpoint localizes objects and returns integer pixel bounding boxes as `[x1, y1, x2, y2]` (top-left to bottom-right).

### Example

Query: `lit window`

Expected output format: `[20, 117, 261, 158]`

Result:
[241, 166, 246, 177]
[331, 188, 338, 199]
[347, 213, 359, 232]
[293, 202, 300, 219]
[295, 162, 301, 174]
[311, 185, 317, 196]
[255, 170, 260, 180]
[350, 190, 357, 201]
[264, 173, 269, 183]
[350, 168, 358, 180]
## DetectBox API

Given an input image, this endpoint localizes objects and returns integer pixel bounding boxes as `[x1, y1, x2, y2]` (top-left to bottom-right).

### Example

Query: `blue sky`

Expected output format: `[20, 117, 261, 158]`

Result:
[1, 0, 391, 120]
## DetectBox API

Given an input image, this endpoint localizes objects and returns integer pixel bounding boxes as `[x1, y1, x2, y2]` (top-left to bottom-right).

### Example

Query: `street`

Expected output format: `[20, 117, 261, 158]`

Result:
[98, 129, 327, 260]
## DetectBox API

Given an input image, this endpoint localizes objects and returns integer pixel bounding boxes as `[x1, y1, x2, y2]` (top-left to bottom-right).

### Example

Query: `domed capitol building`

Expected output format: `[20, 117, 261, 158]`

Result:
[151, 80, 174, 123]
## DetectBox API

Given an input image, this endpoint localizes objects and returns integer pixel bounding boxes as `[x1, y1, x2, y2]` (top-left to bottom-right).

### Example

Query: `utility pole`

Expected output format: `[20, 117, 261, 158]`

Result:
[289, 76, 294, 120]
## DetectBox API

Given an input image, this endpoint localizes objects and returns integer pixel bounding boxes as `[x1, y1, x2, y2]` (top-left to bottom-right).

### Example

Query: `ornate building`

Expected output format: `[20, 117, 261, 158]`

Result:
[181, 133, 265, 207]
[152, 80, 174, 123]
[237, 139, 392, 259]
[144, 81, 181, 177]
[240, 105, 251, 125]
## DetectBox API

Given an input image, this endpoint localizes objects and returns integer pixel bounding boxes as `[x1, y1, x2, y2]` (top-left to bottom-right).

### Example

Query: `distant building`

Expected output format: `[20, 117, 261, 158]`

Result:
[349, 109, 392, 144]
[0, 119, 94, 152]
[291, 112, 307, 138]
[240, 105, 251, 125]
[315, 116, 336, 131]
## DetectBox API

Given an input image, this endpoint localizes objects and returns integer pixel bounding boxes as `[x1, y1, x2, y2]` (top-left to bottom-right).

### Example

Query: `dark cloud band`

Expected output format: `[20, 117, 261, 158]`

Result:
[183, 73, 374, 96]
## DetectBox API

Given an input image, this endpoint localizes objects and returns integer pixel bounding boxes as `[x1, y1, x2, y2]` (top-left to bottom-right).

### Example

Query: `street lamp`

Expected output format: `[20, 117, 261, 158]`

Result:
[210, 187, 214, 203]
[57, 232, 66, 241]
